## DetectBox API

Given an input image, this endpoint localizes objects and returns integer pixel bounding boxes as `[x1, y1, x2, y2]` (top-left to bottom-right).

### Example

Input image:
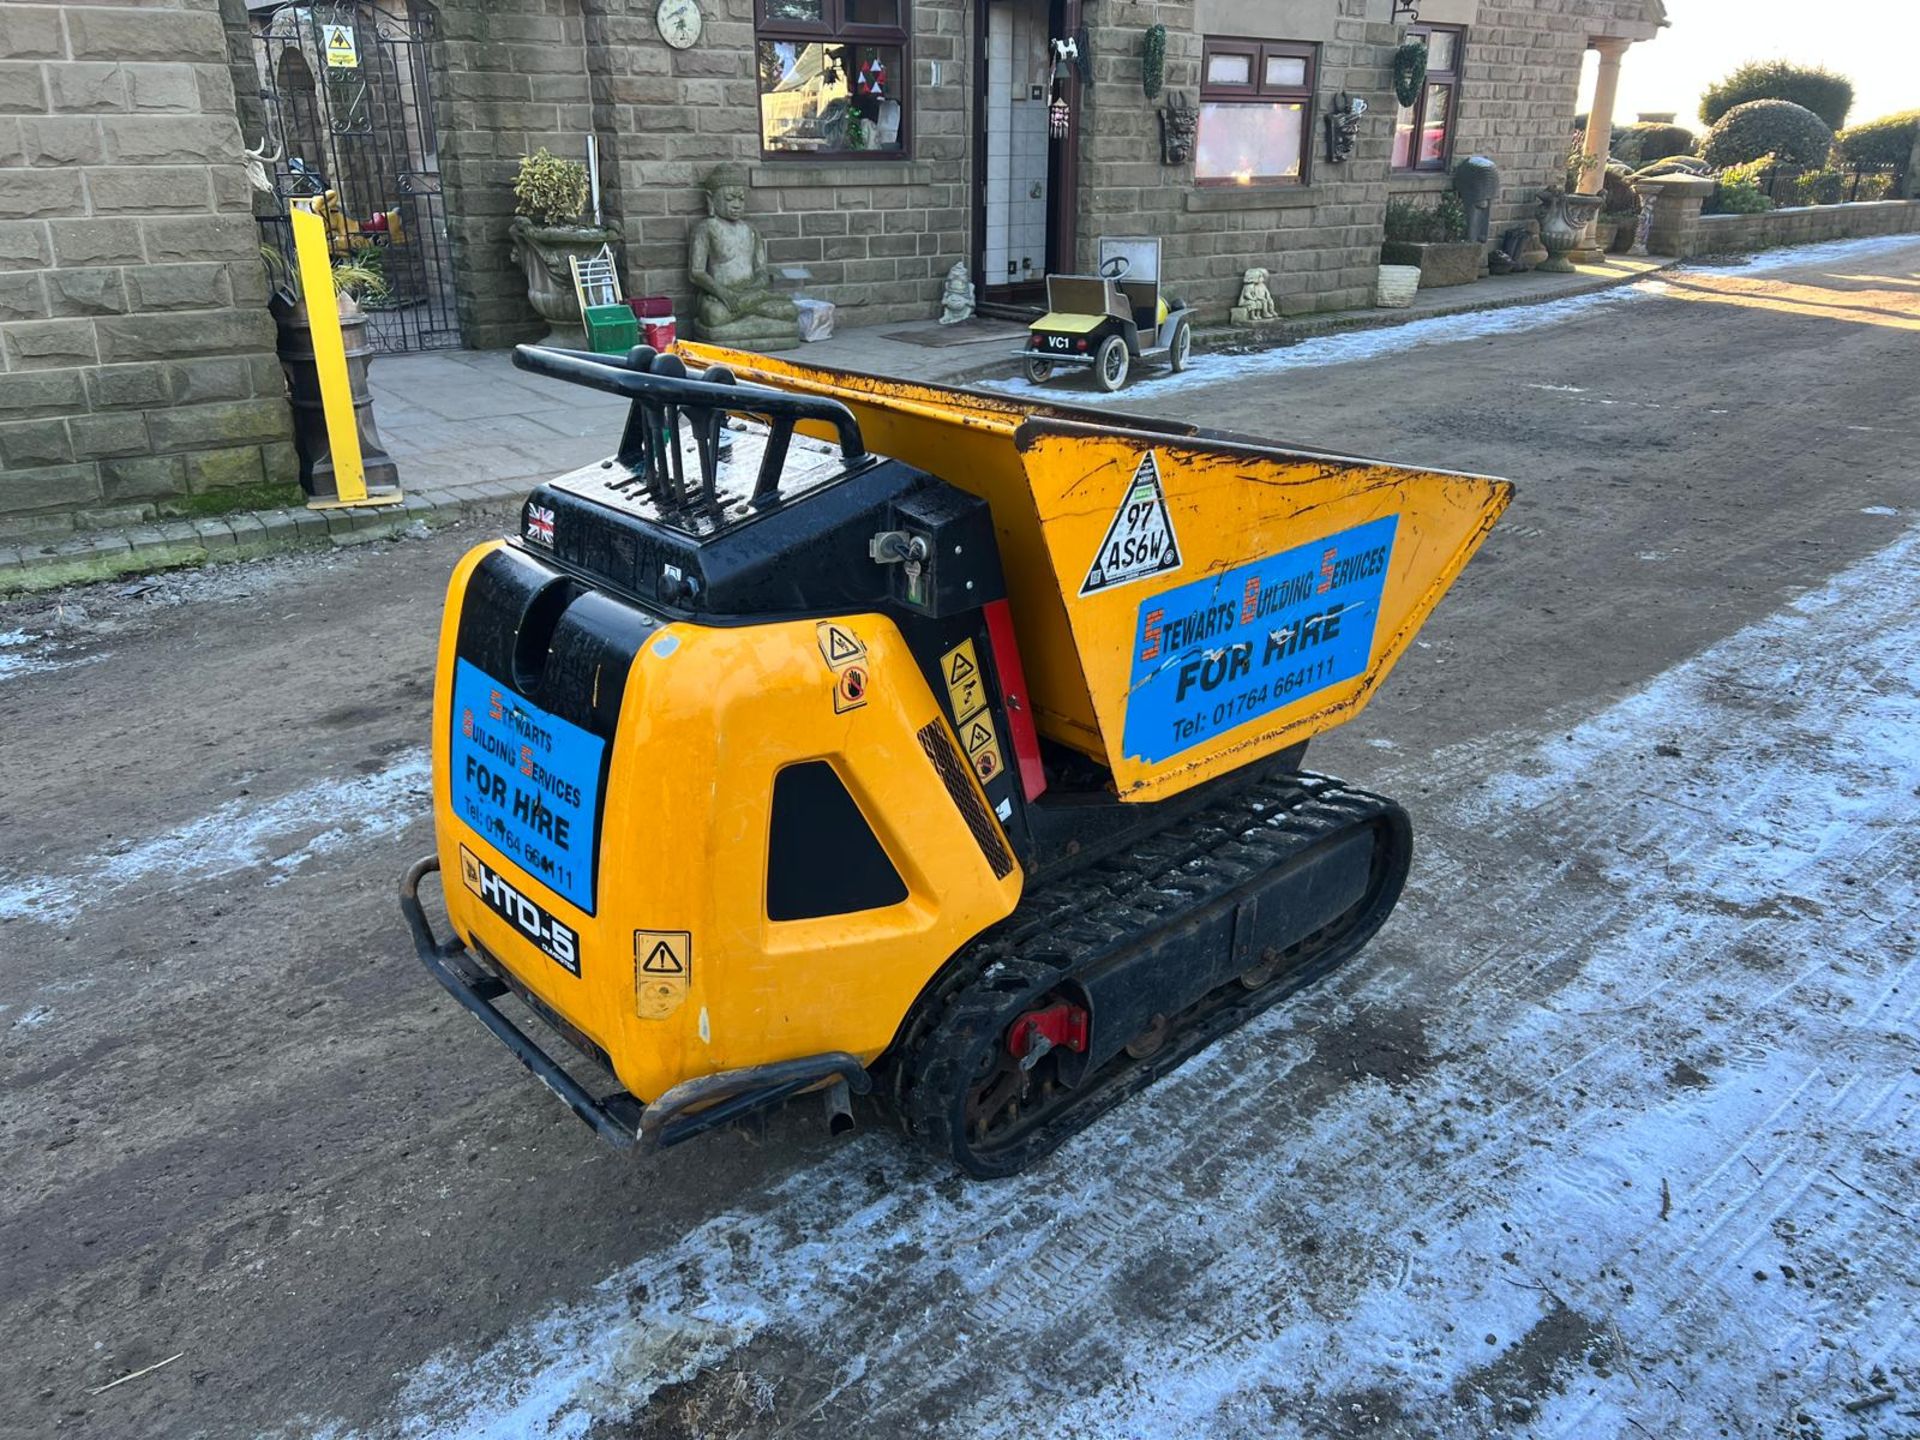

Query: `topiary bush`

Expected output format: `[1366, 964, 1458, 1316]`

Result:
[1836, 109, 1920, 167]
[1615, 122, 1696, 165]
[1632, 154, 1710, 180]
[1700, 61, 1854, 131]
[1631, 154, 1710, 180]
[1702, 99, 1835, 169]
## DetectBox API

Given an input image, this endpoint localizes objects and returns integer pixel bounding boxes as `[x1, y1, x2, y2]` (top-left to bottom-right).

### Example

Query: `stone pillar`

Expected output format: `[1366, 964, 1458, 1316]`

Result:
[1635, 176, 1715, 259]
[1573, 37, 1632, 262]
[0, 0, 297, 542]
[1578, 40, 1631, 193]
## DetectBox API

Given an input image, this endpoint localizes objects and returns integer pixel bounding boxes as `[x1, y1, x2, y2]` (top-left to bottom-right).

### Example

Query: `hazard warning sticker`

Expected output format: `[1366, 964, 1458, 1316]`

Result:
[941, 638, 985, 723]
[634, 930, 691, 1020]
[1080, 451, 1181, 595]
[816, 621, 865, 670]
[959, 708, 1005, 785]
[833, 663, 868, 714]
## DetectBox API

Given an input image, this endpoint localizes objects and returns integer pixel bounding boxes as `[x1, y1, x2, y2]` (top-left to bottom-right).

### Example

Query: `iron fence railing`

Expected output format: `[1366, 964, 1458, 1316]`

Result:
[1747, 162, 1905, 208]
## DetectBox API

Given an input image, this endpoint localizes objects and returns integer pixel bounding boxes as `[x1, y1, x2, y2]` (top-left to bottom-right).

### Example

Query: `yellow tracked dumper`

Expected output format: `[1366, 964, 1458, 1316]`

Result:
[400, 343, 1509, 1176]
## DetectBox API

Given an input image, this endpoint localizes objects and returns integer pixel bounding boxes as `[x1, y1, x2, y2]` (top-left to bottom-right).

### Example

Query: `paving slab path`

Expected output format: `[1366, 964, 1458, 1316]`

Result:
[0, 235, 1916, 1440]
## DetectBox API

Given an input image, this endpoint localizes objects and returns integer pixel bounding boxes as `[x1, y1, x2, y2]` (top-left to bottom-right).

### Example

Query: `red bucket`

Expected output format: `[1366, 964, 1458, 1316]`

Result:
[628, 295, 675, 350]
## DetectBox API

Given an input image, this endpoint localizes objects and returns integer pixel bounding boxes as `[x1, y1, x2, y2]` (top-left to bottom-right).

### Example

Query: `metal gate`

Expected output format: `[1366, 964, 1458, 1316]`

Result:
[253, 0, 460, 353]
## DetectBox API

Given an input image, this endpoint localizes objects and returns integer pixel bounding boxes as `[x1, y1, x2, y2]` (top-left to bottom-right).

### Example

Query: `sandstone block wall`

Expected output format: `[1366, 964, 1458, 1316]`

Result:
[0, 0, 294, 542]
[1690, 200, 1920, 256]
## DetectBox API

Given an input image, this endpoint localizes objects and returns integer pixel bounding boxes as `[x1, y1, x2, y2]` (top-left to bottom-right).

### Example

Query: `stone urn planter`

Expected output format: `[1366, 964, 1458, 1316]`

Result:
[1536, 186, 1606, 273]
[507, 216, 623, 346]
[271, 292, 399, 502]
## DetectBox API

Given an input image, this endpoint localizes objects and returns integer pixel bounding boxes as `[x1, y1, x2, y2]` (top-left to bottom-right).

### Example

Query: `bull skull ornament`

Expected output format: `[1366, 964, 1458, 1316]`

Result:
[243, 133, 284, 196]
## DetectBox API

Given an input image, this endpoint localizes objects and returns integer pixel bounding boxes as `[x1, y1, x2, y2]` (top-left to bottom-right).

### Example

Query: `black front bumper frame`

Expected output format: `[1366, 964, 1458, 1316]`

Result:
[399, 854, 871, 1150]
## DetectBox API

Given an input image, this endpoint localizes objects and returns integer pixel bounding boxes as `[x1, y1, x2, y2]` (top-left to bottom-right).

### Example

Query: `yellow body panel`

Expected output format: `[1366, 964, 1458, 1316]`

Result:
[431, 542, 1023, 1102]
[1032, 311, 1108, 334]
[680, 345, 1512, 799]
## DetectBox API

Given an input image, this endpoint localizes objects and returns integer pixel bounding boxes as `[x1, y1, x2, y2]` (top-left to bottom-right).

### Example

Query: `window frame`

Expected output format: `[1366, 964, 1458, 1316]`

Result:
[1392, 22, 1465, 174]
[1194, 36, 1318, 188]
[755, 0, 914, 162]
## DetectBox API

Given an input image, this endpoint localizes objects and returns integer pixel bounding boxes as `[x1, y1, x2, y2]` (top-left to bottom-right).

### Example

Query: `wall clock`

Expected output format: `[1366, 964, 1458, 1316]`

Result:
[657, 0, 702, 50]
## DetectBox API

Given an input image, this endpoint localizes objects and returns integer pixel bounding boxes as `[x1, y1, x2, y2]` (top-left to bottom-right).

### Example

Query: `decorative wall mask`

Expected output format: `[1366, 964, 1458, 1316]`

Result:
[1159, 91, 1198, 165]
[1323, 91, 1366, 164]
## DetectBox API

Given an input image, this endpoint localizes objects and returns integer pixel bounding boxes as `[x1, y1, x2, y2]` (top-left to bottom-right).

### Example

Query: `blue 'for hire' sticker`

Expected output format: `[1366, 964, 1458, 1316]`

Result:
[1121, 515, 1399, 765]
[448, 658, 605, 913]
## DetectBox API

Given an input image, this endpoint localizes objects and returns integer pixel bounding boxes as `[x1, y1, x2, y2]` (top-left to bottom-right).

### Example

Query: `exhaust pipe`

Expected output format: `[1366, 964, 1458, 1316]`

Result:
[824, 1078, 855, 1136]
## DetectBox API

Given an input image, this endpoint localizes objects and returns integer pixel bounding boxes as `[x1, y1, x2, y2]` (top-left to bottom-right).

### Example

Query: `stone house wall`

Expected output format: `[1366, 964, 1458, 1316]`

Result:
[0, 0, 295, 543]
[427, 0, 973, 345]
[1074, 0, 1654, 321]
[416, 0, 1661, 340]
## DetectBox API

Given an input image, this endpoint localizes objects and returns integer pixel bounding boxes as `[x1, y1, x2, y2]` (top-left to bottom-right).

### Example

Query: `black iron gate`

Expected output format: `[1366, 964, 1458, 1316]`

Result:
[253, 0, 460, 353]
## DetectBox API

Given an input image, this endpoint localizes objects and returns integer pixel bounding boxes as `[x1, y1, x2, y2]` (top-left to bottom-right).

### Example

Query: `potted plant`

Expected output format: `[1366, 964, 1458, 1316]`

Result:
[1380, 194, 1481, 289]
[262, 244, 400, 501]
[507, 148, 622, 344]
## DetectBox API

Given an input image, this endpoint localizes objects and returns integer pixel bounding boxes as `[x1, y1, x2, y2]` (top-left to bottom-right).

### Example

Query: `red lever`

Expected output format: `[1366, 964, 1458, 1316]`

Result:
[1008, 1001, 1089, 1062]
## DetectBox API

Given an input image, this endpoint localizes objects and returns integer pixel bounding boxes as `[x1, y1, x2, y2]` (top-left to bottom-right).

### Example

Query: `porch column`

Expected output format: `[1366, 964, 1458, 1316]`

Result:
[1573, 37, 1632, 261]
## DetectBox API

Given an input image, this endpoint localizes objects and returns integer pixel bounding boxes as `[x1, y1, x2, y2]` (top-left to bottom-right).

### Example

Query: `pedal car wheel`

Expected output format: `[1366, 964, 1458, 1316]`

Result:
[1094, 335, 1130, 392]
[1169, 318, 1193, 373]
[1025, 358, 1054, 383]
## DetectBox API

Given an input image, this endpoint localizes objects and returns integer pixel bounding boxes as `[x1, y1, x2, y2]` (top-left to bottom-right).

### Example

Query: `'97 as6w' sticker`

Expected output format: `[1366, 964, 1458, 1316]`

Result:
[460, 846, 580, 976]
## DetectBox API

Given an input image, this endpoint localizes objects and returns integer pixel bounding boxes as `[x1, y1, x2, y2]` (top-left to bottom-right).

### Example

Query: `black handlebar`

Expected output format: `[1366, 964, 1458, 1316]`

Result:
[511, 344, 868, 507]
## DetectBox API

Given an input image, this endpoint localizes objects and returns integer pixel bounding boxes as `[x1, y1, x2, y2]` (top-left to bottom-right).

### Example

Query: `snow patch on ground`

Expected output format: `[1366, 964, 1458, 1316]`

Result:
[0, 626, 106, 683]
[319, 526, 1920, 1439]
[979, 232, 1920, 406]
[1712, 229, 1920, 275]
[0, 751, 430, 923]
[980, 282, 1663, 403]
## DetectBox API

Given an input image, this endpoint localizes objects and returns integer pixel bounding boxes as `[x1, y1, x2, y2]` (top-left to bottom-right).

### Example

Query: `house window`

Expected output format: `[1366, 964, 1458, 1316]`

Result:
[1195, 37, 1316, 186]
[1392, 24, 1464, 171]
[756, 0, 909, 158]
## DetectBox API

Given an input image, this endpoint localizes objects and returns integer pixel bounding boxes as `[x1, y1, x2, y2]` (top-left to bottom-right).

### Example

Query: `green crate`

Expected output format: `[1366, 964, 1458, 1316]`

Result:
[584, 303, 639, 354]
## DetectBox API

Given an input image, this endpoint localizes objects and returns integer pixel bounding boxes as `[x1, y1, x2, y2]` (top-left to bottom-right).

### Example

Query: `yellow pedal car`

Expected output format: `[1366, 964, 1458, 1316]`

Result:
[1018, 236, 1194, 393]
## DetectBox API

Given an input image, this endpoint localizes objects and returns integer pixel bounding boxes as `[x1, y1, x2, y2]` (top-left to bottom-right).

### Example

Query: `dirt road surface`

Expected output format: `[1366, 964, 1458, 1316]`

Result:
[3, 236, 1917, 1439]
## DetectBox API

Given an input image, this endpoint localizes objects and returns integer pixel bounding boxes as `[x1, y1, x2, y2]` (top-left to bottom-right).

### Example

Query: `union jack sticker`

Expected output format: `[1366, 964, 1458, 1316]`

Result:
[524, 503, 555, 547]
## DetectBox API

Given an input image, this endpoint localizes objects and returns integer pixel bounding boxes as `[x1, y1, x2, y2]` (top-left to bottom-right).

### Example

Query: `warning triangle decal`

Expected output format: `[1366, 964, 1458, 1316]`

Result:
[641, 940, 684, 974]
[946, 649, 975, 685]
[1080, 451, 1181, 595]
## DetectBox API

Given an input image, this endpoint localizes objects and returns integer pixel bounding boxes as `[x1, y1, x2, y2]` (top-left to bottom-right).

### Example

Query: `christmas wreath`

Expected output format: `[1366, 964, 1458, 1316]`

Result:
[1392, 39, 1428, 108]
[1142, 24, 1166, 100]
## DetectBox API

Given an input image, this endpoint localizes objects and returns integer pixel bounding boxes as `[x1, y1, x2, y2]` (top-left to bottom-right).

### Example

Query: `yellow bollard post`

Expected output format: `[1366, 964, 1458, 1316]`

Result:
[290, 203, 402, 509]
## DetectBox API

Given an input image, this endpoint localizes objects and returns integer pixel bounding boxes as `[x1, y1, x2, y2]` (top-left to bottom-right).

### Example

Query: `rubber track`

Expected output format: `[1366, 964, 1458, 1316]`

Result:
[888, 771, 1411, 1177]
